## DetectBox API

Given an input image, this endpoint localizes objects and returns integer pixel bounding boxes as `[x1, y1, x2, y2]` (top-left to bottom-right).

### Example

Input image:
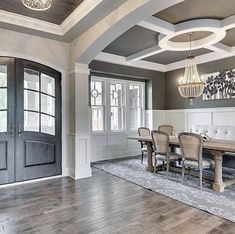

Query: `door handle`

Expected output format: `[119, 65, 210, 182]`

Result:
[9, 123, 14, 137]
[18, 123, 23, 136]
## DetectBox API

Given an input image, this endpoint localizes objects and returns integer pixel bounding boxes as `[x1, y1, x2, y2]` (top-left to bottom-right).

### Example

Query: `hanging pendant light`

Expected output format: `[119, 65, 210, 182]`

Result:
[178, 33, 204, 105]
[22, 0, 52, 11]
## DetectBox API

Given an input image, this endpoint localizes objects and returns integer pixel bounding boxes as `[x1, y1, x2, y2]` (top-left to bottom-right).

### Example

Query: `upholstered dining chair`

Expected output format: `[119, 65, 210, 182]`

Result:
[151, 130, 181, 177]
[138, 127, 150, 164]
[158, 125, 174, 136]
[178, 132, 215, 189]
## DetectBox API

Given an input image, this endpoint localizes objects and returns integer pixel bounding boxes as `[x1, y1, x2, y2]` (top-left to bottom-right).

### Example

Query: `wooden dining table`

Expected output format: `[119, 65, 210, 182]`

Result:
[128, 135, 235, 192]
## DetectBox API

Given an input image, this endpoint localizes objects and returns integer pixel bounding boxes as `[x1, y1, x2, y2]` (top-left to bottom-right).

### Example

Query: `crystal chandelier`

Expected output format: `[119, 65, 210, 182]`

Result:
[22, 0, 52, 11]
[178, 33, 204, 105]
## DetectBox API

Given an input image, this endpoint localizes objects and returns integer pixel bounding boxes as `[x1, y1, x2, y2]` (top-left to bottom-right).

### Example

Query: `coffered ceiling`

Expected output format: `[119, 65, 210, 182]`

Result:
[1, 0, 235, 72]
[0, 0, 85, 24]
[99, 0, 235, 72]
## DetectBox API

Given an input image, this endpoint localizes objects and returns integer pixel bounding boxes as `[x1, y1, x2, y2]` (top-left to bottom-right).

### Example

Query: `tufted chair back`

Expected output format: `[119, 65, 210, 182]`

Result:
[193, 125, 235, 140]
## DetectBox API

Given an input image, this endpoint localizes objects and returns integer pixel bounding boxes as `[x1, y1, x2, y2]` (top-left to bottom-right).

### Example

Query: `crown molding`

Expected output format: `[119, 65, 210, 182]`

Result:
[0, 9, 61, 35]
[60, 0, 103, 35]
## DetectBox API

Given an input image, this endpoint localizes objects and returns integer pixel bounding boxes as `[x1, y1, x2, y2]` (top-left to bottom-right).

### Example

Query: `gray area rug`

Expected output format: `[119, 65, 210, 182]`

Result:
[93, 156, 235, 223]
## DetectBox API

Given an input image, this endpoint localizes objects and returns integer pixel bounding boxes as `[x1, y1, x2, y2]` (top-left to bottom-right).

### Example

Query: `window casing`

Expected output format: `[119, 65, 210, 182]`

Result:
[110, 82, 124, 131]
[91, 77, 144, 133]
[90, 80, 105, 131]
[128, 84, 143, 131]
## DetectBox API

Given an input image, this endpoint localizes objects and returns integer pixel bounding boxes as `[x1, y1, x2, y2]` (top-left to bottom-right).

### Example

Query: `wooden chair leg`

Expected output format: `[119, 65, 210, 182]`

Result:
[182, 162, 185, 185]
[188, 167, 191, 180]
[166, 161, 169, 179]
[162, 161, 165, 172]
[141, 152, 144, 164]
[154, 157, 157, 174]
[199, 168, 203, 190]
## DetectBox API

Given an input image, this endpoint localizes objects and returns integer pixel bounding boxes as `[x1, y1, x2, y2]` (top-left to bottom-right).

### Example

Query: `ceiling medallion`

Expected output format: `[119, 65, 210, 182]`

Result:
[178, 33, 205, 105]
[22, 0, 52, 11]
[158, 19, 226, 51]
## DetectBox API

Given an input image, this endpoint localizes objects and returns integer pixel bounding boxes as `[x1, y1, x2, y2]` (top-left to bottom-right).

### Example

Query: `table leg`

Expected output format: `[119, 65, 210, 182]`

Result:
[211, 150, 224, 192]
[146, 142, 154, 173]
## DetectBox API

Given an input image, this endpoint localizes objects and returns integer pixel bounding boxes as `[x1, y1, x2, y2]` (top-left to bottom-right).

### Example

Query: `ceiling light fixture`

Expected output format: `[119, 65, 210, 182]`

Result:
[178, 33, 204, 105]
[22, 0, 52, 11]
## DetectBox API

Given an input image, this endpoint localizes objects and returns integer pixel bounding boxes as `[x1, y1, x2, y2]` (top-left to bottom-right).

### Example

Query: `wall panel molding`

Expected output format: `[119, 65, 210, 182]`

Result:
[146, 107, 235, 133]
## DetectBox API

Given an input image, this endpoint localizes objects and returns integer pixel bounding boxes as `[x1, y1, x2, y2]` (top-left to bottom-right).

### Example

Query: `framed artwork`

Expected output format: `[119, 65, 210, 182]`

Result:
[203, 69, 235, 100]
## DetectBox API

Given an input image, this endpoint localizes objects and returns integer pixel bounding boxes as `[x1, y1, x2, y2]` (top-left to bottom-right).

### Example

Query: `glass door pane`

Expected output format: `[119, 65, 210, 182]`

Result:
[0, 65, 7, 133]
[0, 111, 7, 132]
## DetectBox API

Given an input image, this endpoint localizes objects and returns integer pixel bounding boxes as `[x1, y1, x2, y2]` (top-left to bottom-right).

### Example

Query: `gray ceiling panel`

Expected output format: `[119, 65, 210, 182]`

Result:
[103, 26, 158, 57]
[154, 0, 235, 24]
[0, 0, 85, 25]
[221, 28, 235, 47]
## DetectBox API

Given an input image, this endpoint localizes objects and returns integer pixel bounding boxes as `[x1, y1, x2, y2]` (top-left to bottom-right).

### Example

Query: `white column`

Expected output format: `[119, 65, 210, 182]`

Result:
[68, 63, 92, 179]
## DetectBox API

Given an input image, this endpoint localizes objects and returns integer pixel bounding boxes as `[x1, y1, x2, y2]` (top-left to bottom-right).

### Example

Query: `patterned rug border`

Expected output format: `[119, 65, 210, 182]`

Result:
[93, 158, 235, 223]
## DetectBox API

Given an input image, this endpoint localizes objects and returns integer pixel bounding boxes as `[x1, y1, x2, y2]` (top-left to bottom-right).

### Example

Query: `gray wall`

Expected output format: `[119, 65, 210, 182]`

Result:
[89, 61, 165, 110]
[165, 56, 235, 109]
[90, 56, 235, 110]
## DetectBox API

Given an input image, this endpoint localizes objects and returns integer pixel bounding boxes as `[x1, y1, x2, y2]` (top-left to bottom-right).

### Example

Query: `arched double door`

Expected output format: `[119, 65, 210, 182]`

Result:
[0, 57, 62, 185]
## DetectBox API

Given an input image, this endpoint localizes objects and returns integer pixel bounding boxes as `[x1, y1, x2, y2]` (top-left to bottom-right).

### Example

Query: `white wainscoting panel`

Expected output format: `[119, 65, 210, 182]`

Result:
[187, 111, 212, 131]
[149, 107, 235, 134]
[145, 110, 153, 130]
[145, 110, 166, 130]
[75, 134, 92, 179]
[91, 132, 140, 162]
[67, 134, 75, 178]
[166, 111, 186, 134]
[213, 111, 235, 126]
[153, 110, 167, 130]
[91, 107, 235, 162]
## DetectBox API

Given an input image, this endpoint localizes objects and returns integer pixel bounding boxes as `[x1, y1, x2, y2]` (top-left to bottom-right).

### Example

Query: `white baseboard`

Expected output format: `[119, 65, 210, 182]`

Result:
[92, 151, 141, 162]
[0, 175, 63, 189]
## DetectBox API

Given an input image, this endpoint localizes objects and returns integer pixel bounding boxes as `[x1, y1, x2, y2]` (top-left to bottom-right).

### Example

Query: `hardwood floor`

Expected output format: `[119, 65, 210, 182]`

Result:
[0, 168, 234, 234]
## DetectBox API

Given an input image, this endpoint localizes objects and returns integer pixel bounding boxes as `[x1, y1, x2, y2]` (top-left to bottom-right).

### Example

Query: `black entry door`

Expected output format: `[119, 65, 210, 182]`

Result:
[0, 58, 15, 184]
[15, 60, 62, 181]
[0, 58, 62, 184]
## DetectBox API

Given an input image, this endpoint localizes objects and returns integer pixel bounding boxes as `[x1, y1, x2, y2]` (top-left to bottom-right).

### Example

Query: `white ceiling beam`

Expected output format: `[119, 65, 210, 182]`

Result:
[166, 50, 235, 72]
[138, 16, 175, 35]
[95, 52, 166, 72]
[204, 43, 232, 54]
[95, 48, 235, 73]
[221, 14, 235, 31]
[126, 45, 165, 62]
